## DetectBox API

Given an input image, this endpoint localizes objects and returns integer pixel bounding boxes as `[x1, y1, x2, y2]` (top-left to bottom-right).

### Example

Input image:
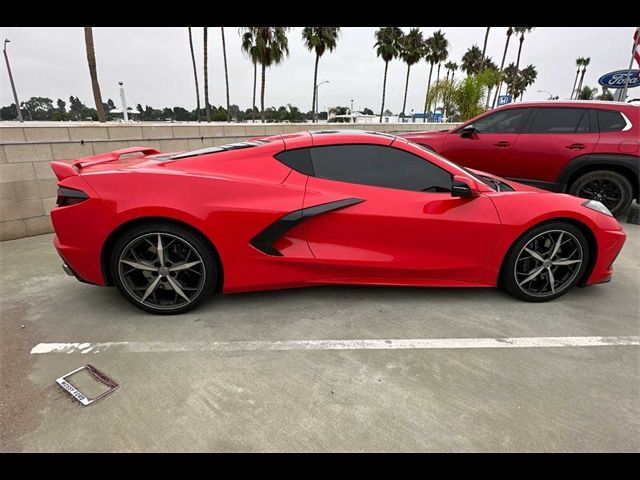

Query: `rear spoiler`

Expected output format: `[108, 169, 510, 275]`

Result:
[50, 147, 161, 181]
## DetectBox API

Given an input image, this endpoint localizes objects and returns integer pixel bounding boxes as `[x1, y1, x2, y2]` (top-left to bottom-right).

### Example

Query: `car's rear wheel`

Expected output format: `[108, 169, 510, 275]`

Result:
[569, 170, 633, 217]
[502, 222, 590, 302]
[110, 222, 217, 314]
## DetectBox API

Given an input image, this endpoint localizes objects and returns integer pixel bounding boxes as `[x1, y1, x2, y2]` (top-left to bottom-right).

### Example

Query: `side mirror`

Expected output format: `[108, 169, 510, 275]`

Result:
[460, 124, 478, 138]
[451, 175, 479, 198]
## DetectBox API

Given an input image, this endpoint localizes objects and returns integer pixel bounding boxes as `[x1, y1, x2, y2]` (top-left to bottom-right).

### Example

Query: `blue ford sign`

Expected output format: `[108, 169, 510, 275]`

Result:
[598, 69, 640, 89]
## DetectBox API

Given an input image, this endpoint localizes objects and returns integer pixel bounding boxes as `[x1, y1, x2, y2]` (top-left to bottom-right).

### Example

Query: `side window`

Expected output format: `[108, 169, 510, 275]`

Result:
[274, 148, 314, 176]
[309, 144, 452, 193]
[471, 108, 531, 133]
[528, 108, 589, 133]
[597, 110, 627, 132]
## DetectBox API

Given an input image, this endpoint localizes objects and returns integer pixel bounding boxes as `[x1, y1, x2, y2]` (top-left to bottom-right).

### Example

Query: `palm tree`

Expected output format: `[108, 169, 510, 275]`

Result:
[221, 27, 230, 122]
[597, 87, 614, 101]
[514, 27, 534, 70]
[431, 30, 449, 116]
[422, 42, 435, 121]
[398, 28, 425, 119]
[203, 27, 211, 122]
[481, 27, 491, 71]
[248, 27, 290, 123]
[188, 27, 201, 122]
[83, 27, 105, 122]
[492, 27, 514, 108]
[302, 27, 340, 123]
[374, 27, 403, 122]
[445, 61, 459, 83]
[461, 45, 484, 75]
[570, 57, 584, 100]
[576, 57, 590, 99]
[519, 64, 538, 100]
[479, 59, 500, 108]
[503, 63, 520, 99]
[578, 85, 597, 100]
[240, 28, 260, 122]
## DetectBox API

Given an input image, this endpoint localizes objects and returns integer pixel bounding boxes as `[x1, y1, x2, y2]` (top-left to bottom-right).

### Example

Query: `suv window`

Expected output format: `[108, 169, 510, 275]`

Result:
[470, 108, 531, 133]
[597, 109, 627, 132]
[528, 108, 589, 133]
[309, 144, 452, 192]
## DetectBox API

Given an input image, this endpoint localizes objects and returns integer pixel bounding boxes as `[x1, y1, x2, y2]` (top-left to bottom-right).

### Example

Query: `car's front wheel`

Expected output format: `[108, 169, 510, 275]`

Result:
[502, 222, 590, 302]
[110, 222, 217, 314]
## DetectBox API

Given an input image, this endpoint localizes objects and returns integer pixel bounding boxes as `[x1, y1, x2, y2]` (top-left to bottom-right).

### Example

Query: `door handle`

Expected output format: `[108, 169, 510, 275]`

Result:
[494, 141, 510, 148]
[565, 143, 585, 150]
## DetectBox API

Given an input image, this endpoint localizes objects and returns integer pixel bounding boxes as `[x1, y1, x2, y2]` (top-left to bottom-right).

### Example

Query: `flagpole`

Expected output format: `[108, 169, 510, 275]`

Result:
[621, 26, 640, 101]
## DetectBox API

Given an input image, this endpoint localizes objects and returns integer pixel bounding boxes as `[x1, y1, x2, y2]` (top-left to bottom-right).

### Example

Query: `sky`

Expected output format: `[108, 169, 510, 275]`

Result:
[0, 27, 636, 114]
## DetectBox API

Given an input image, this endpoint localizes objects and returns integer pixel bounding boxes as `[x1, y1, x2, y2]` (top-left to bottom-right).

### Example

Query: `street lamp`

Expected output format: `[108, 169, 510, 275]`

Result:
[537, 89, 557, 100]
[3, 39, 24, 122]
[315, 80, 329, 123]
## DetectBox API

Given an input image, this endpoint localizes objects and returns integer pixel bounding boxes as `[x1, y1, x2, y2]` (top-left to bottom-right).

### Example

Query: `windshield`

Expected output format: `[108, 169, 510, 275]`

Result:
[410, 142, 497, 191]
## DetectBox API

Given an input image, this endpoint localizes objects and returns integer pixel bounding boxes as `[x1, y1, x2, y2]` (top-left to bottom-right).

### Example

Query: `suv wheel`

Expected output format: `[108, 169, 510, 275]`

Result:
[569, 170, 633, 217]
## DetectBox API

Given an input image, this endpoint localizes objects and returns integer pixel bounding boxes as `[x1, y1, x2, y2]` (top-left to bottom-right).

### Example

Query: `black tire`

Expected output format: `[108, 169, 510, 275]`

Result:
[502, 222, 590, 302]
[110, 222, 217, 314]
[569, 170, 633, 217]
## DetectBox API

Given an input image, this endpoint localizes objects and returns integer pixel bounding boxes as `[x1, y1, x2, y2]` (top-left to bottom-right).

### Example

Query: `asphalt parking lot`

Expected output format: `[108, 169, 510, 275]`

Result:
[1, 224, 639, 452]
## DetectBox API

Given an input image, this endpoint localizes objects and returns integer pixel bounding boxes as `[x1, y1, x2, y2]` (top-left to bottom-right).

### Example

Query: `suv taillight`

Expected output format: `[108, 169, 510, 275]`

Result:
[56, 187, 89, 207]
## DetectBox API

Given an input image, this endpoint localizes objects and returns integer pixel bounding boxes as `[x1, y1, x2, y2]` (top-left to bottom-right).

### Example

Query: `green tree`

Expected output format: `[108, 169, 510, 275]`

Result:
[21, 97, 55, 120]
[461, 45, 484, 75]
[83, 27, 105, 122]
[597, 87, 614, 101]
[478, 62, 501, 108]
[187, 27, 201, 122]
[302, 27, 340, 122]
[374, 26, 403, 122]
[398, 28, 424, 119]
[492, 27, 514, 108]
[427, 76, 487, 121]
[243, 27, 290, 123]
[578, 85, 597, 100]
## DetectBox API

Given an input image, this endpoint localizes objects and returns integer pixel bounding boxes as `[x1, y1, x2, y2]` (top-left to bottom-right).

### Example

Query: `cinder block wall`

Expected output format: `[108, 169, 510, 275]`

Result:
[0, 122, 458, 241]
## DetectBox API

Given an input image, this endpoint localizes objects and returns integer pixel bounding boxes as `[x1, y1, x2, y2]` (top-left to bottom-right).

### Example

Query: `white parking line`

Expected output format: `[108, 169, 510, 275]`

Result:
[30, 336, 640, 355]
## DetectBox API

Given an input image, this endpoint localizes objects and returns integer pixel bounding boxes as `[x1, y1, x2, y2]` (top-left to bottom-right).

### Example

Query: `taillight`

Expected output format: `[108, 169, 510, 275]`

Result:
[56, 187, 89, 207]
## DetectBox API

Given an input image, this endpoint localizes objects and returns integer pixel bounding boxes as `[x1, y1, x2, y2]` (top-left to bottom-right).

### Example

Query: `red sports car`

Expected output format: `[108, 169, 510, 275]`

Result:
[50, 130, 626, 314]
[401, 101, 639, 216]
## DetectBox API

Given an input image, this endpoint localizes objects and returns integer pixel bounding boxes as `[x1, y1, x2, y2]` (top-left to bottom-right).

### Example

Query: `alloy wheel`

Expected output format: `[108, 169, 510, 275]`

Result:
[514, 229, 583, 298]
[577, 178, 622, 212]
[118, 232, 206, 311]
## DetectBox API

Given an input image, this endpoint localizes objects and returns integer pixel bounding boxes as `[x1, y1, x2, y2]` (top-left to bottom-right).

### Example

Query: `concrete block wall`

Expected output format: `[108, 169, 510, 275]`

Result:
[0, 122, 458, 241]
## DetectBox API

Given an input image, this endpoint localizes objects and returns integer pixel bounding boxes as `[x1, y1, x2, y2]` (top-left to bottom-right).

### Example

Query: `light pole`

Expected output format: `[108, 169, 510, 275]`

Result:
[537, 89, 556, 100]
[119, 81, 128, 122]
[350, 98, 354, 122]
[315, 80, 329, 123]
[3, 39, 23, 122]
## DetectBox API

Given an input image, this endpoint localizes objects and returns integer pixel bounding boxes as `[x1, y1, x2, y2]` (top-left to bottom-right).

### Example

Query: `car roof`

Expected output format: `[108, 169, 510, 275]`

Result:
[497, 100, 637, 109]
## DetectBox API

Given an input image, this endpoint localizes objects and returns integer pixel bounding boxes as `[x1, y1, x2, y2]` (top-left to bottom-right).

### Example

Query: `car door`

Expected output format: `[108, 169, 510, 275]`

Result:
[509, 107, 599, 185]
[300, 143, 502, 285]
[440, 107, 533, 174]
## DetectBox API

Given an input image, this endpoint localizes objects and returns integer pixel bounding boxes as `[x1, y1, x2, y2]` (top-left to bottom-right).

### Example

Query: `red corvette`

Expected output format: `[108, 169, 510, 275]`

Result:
[50, 130, 626, 314]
